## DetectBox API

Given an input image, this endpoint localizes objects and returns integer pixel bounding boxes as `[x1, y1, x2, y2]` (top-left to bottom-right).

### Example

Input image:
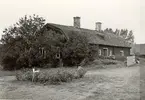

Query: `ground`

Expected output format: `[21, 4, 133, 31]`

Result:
[140, 58, 145, 100]
[0, 60, 143, 100]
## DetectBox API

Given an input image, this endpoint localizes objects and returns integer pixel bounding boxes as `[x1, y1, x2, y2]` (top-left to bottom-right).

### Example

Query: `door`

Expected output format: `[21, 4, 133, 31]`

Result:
[103, 48, 108, 56]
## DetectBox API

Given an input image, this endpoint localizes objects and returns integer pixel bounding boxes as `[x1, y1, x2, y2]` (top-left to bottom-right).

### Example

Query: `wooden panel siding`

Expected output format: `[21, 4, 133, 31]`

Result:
[99, 45, 130, 57]
[99, 45, 113, 57]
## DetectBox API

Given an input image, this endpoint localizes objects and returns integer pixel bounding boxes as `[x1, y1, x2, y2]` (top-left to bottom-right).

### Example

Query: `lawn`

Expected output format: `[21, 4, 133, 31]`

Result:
[0, 62, 141, 100]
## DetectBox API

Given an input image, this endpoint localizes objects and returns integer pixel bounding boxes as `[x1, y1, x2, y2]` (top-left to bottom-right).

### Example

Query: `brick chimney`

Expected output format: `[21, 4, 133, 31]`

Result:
[73, 16, 80, 28]
[95, 22, 102, 31]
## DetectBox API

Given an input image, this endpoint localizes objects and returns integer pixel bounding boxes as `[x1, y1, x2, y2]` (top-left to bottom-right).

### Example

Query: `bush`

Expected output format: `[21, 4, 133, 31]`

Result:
[16, 68, 33, 81]
[89, 58, 118, 66]
[1, 55, 18, 70]
[92, 59, 102, 65]
[16, 67, 87, 84]
[115, 56, 126, 61]
[76, 66, 87, 78]
[99, 55, 115, 60]
[100, 59, 118, 65]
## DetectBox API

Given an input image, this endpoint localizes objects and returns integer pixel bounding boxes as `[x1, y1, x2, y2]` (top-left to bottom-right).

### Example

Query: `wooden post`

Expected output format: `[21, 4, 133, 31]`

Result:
[32, 68, 40, 82]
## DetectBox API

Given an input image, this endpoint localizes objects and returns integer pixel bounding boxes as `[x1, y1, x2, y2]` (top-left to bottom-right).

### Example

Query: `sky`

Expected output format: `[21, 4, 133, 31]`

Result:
[0, 0, 144, 44]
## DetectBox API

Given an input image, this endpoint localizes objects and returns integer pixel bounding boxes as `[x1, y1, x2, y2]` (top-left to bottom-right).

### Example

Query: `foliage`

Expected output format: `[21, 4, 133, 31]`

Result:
[100, 59, 118, 65]
[16, 68, 33, 81]
[0, 14, 46, 70]
[16, 68, 86, 84]
[92, 59, 102, 65]
[120, 29, 128, 39]
[76, 66, 87, 78]
[92, 59, 118, 65]
[103, 28, 134, 44]
[0, 14, 90, 70]
[62, 32, 90, 66]
[115, 56, 127, 61]
[126, 30, 134, 43]
[99, 55, 115, 60]
[104, 28, 114, 34]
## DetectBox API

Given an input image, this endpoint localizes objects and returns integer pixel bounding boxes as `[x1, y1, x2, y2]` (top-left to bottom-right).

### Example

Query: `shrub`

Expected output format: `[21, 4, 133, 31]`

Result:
[99, 55, 115, 60]
[115, 56, 126, 61]
[92, 59, 102, 65]
[76, 66, 87, 78]
[16, 67, 87, 84]
[16, 68, 33, 81]
[100, 59, 118, 65]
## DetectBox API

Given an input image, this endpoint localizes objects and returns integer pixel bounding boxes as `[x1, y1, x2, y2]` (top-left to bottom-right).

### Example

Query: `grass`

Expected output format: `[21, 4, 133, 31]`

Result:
[139, 58, 145, 100]
[0, 70, 16, 77]
[0, 61, 141, 100]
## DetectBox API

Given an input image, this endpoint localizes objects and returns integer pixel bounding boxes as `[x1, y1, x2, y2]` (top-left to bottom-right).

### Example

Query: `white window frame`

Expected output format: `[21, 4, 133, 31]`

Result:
[98, 49, 101, 56]
[109, 50, 112, 56]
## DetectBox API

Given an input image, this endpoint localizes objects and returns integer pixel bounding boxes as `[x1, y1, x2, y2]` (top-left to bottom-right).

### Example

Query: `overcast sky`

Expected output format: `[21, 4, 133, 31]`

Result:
[0, 0, 144, 44]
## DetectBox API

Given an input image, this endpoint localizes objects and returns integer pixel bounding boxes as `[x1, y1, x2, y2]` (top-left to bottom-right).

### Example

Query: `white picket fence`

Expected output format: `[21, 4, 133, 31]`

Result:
[127, 56, 136, 66]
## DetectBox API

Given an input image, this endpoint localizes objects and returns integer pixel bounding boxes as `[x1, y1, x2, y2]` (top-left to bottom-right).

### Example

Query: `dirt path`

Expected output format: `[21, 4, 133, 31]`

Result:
[0, 66, 140, 100]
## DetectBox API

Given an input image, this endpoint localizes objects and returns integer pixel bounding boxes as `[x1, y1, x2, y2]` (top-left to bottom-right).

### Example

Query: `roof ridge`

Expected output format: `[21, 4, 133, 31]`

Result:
[47, 23, 100, 32]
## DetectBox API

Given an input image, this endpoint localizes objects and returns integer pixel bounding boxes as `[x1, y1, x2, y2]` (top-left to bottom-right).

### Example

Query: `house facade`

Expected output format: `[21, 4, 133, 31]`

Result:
[40, 17, 131, 59]
[99, 45, 130, 57]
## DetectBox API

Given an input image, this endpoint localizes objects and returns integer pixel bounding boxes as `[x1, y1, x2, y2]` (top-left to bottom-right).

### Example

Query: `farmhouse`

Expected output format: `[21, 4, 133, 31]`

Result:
[41, 17, 131, 58]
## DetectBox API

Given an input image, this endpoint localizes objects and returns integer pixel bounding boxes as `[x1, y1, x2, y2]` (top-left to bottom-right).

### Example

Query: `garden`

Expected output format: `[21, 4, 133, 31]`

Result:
[0, 14, 123, 85]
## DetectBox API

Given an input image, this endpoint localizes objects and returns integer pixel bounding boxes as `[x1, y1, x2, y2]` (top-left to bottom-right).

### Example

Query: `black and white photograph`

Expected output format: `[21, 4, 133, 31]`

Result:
[0, 0, 144, 100]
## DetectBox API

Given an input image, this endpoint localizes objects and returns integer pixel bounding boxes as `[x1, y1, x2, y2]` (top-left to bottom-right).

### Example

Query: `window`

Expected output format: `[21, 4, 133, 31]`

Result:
[103, 48, 108, 56]
[98, 49, 101, 56]
[120, 50, 124, 56]
[39, 47, 47, 58]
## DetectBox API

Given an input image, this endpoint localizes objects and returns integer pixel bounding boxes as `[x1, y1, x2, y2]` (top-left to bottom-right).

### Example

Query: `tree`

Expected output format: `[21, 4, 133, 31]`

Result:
[62, 32, 89, 66]
[119, 29, 128, 39]
[114, 28, 134, 44]
[126, 30, 134, 43]
[114, 29, 120, 36]
[0, 14, 46, 70]
[104, 28, 114, 34]
[104, 28, 109, 33]
[108, 28, 114, 34]
[0, 14, 90, 70]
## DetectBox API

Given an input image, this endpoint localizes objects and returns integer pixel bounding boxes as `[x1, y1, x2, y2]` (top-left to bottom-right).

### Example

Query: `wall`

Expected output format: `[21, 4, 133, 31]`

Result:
[99, 45, 113, 56]
[99, 45, 130, 57]
[123, 47, 130, 56]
